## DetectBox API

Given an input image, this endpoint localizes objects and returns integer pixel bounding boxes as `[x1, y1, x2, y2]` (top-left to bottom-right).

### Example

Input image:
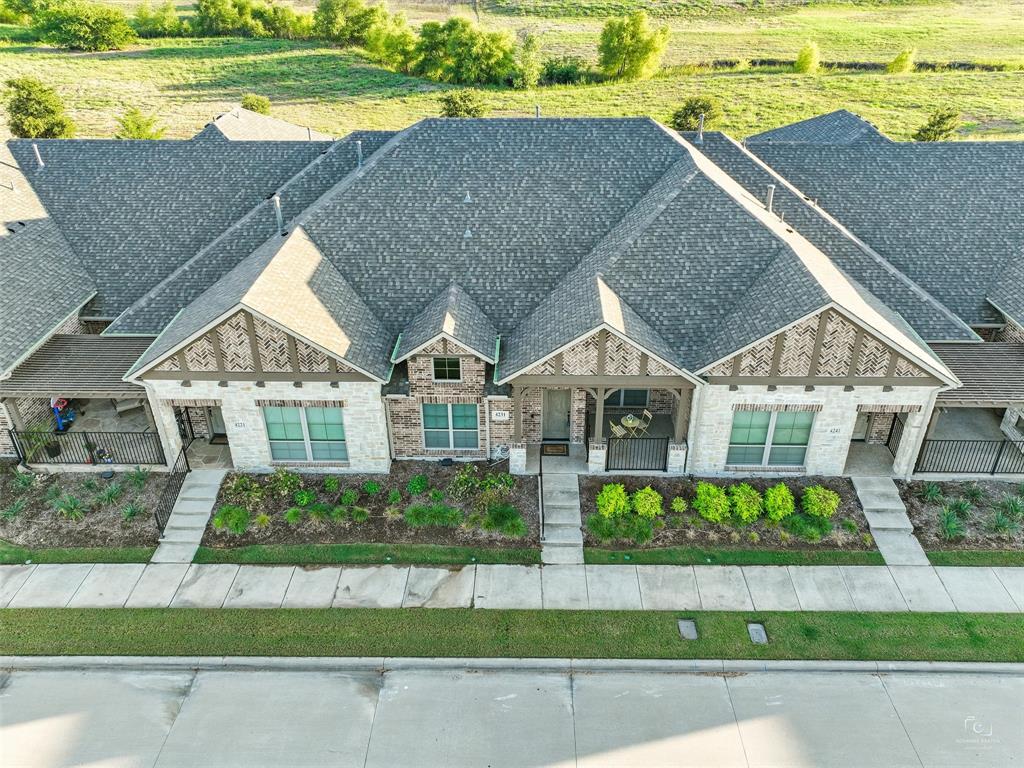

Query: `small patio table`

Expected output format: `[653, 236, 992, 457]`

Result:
[620, 413, 641, 437]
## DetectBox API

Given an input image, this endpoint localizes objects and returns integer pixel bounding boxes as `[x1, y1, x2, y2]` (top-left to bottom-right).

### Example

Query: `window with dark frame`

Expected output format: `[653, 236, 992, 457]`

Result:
[422, 403, 479, 449]
[726, 410, 813, 466]
[603, 389, 649, 408]
[432, 357, 461, 381]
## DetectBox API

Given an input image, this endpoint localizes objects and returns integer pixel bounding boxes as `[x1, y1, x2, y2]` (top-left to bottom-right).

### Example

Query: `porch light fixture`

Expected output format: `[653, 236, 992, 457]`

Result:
[804, 385, 815, 392]
[217, 380, 227, 388]
[293, 381, 303, 388]
[883, 385, 893, 392]
[767, 385, 777, 392]
[180, 380, 191, 388]
[330, 381, 340, 388]
[729, 384, 738, 391]
[255, 381, 265, 388]
[844, 385, 855, 392]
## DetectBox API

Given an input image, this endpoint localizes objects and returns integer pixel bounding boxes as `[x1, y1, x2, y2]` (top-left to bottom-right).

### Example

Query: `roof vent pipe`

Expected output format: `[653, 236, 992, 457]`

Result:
[765, 184, 776, 214]
[272, 194, 283, 236]
[356, 140, 363, 169]
[32, 143, 44, 169]
[696, 113, 704, 144]
[535, 105, 541, 119]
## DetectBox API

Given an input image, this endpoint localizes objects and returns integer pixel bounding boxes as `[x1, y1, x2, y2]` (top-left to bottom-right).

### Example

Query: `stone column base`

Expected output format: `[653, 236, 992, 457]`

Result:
[667, 443, 687, 475]
[587, 442, 606, 473]
[509, 443, 527, 475]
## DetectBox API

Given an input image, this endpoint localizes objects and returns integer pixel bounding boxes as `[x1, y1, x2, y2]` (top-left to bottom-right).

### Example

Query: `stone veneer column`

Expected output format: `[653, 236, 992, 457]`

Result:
[666, 443, 687, 474]
[509, 443, 527, 475]
[587, 441, 606, 473]
[143, 384, 182, 468]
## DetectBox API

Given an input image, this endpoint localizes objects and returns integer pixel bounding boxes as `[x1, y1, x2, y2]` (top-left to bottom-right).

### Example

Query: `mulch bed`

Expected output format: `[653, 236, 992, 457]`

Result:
[202, 460, 539, 549]
[0, 461, 166, 548]
[898, 479, 1024, 551]
[579, 475, 871, 551]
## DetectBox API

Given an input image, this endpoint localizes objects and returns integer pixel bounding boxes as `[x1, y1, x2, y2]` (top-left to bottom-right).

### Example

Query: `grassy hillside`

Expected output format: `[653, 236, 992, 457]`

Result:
[0, 0, 1021, 140]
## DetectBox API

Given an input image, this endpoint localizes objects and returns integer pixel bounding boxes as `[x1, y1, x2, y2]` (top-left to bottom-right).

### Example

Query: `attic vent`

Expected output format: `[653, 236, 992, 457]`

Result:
[696, 113, 705, 144]
[464, 192, 472, 203]
[32, 143, 44, 169]
[765, 184, 776, 214]
[463, 228, 472, 239]
[356, 140, 363, 169]
[272, 194, 284, 236]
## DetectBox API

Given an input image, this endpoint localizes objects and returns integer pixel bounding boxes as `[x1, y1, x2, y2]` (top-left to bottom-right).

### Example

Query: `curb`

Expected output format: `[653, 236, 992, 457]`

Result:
[3, 656, 1023, 675]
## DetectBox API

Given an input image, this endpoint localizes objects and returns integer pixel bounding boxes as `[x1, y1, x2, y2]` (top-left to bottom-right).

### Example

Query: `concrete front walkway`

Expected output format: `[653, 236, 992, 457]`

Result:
[852, 476, 930, 566]
[151, 469, 227, 564]
[2, 562, 1022, 613]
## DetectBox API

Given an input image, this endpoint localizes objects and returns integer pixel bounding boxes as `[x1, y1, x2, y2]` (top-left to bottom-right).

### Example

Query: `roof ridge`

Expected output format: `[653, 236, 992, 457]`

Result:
[721, 132, 978, 341]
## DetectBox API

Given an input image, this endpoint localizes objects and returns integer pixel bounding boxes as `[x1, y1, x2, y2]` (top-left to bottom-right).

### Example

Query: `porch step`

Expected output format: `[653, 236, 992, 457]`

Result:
[542, 523, 584, 546]
[544, 503, 582, 525]
[150, 542, 199, 564]
[851, 476, 901, 495]
[873, 531, 929, 566]
[543, 488, 580, 506]
[159, 531, 201, 545]
[858, 491, 906, 513]
[863, 510, 914, 532]
[180, 484, 223, 500]
[541, 473, 579, 491]
[850, 476, 921, 565]
[173, 498, 219, 515]
[542, 542, 585, 565]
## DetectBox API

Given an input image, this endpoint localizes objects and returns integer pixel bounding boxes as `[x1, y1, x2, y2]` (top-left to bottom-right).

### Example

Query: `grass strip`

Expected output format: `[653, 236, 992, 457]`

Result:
[193, 543, 541, 565]
[927, 550, 1024, 567]
[0, 541, 155, 564]
[1, 609, 1022, 661]
[585, 547, 885, 566]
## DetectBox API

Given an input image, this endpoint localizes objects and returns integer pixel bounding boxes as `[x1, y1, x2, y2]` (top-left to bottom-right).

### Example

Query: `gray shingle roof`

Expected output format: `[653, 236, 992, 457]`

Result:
[688, 132, 977, 341]
[746, 110, 891, 145]
[987, 256, 1024, 326]
[195, 107, 335, 142]
[7, 138, 334, 318]
[932, 343, 1024, 404]
[0, 334, 153, 397]
[747, 140, 1024, 327]
[393, 282, 498, 362]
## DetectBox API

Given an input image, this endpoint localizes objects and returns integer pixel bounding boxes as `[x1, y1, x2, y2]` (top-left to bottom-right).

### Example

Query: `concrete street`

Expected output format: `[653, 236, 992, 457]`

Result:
[1, 661, 1021, 767]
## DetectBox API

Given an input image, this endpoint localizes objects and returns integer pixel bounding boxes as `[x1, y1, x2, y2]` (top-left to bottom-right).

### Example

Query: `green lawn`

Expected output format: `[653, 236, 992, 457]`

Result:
[0, 540, 155, 564]
[585, 547, 885, 565]
[194, 543, 541, 565]
[927, 550, 1024, 567]
[1, 0, 1021, 141]
[2, 608, 1022, 660]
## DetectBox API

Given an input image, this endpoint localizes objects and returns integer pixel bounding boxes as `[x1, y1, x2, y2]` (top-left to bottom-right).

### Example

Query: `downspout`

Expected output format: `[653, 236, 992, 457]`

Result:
[383, 334, 403, 461]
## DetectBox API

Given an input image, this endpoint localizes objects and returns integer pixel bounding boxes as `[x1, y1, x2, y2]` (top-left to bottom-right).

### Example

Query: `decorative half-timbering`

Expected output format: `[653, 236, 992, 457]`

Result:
[524, 329, 685, 378]
[702, 309, 932, 383]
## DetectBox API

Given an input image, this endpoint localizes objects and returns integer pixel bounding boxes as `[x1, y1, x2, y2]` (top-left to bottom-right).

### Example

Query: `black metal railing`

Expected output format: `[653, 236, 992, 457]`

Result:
[154, 448, 190, 532]
[885, 414, 906, 458]
[606, 436, 670, 472]
[9, 430, 166, 466]
[916, 439, 1024, 475]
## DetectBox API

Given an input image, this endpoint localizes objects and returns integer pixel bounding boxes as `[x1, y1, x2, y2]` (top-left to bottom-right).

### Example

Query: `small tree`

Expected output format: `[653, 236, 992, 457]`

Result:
[313, 0, 384, 45]
[133, 1, 184, 37]
[414, 17, 517, 86]
[4, 77, 75, 138]
[115, 107, 166, 139]
[364, 10, 417, 74]
[34, 0, 137, 51]
[439, 89, 487, 118]
[598, 11, 668, 81]
[513, 32, 541, 89]
[793, 41, 820, 74]
[240, 92, 271, 114]
[669, 96, 722, 132]
[886, 48, 915, 74]
[913, 108, 960, 141]
[191, 0, 239, 35]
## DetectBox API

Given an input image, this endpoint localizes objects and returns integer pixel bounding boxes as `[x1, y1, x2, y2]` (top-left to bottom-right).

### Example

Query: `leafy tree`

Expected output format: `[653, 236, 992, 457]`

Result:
[513, 31, 541, 89]
[191, 0, 239, 35]
[115, 107, 166, 138]
[364, 10, 416, 73]
[597, 11, 668, 81]
[240, 92, 271, 114]
[313, 0, 383, 45]
[2, 0, 41, 18]
[251, 1, 311, 39]
[886, 47, 915, 74]
[414, 17, 517, 85]
[133, 1, 184, 37]
[0, 0, 27, 23]
[540, 55, 593, 85]
[4, 76, 75, 138]
[439, 89, 487, 118]
[912, 108, 960, 141]
[794, 41, 820, 74]
[34, 0, 137, 51]
[669, 95, 722, 131]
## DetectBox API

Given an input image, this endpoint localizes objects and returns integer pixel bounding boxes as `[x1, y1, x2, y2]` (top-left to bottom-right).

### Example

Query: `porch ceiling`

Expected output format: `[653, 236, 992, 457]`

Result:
[932, 343, 1024, 406]
[0, 334, 154, 398]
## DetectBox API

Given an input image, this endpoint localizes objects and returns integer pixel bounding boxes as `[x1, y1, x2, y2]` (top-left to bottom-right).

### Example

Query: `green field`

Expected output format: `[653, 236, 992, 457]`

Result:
[1, 0, 1022, 140]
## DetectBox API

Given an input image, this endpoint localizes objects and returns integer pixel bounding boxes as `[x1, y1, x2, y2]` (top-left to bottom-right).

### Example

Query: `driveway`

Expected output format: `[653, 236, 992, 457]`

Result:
[1, 662, 1020, 767]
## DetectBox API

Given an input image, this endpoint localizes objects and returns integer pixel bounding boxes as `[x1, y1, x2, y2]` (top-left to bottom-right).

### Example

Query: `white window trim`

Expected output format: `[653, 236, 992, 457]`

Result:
[431, 356, 463, 382]
[604, 389, 649, 407]
[264, 406, 348, 463]
[727, 410, 813, 468]
[422, 403, 479, 450]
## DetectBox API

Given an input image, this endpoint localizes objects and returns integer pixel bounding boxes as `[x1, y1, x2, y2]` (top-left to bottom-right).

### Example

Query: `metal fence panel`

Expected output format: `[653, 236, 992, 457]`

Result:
[916, 439, 1024, 474]
[606, 437, 669, 471]
[10, 430, 166, 466]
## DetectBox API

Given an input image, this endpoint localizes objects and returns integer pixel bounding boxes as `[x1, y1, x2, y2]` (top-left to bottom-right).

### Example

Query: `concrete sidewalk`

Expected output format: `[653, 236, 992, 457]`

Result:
[2, 562, 1021, 613]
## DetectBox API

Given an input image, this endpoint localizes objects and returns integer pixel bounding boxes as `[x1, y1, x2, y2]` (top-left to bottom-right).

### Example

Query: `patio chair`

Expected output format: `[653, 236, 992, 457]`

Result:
[609, 423, 628, 439]
[633, 410, 653, 437]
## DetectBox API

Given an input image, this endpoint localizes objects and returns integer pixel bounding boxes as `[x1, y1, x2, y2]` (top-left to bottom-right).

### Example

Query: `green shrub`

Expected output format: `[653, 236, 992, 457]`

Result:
[4, 76, 75, 138]
[362, 480, 382, 496]
[482, 471, 515, 492]
[763, 482, 795, 523]
[794, 41, 820, 74]
[54, 495, 85, 521]
[597, 10, 669, 81]
[447, 464, 481, 500]
[439, 89, 488, 118]
[482, 502, 527, 538]
[96, 482, 124, 505]
[631, 486, 663, 519]
[728, 483, 763, 525]
[133, 0, 184, 37]
[44, 483, 63, 503]
[283, 506, 304, 525]
[938, 508, 965, 540]
[240, 92, 271, 114]
[404, 503, 462, 528]
[407, 474, 429, 495]
[293, 489, 316, 507]
[946, 497, 972, 519]
[802, 485, 840, 518]
[415, 18, 517, 86]
[307, 502, 331, 522]
[254, 512, 272, 528]
[961, 483, 986, 505]
[212, 504, 249, 534]
[328, 505, 347, 522]
[586, 513, 617, 542]
[125, 467, 150, 490]
[267, 468, 301, 498]
[12, 472, 36, 492]
[669, 96, 722, 132]
[513, 31, 541, 89]
[994, 494, 1024, 521]
[34, 1, 136, 51]
[386, 488, 402, 505]
[428, 488, 445, 502]
[224, 475, 263, 508]
[383, 505, 402, 521]
[988, 509, 1019, 535]
[540, 55, 594, 85]
[2, 498, 27, 520]
[349, 506, 370, 523]
[596, 483, 630, 518]
[916, 482, 944, 504]
[312, 0, 383, 45]
[841, 518, 858, 534]
[323, 476, 341, 494]
[364, 9, 417, 74]
[913, 108, 960, 141]
[670, 496, 687, 514]
[782, 513, 832, 542]
[339, 488, 359, 507]
[886, 48, 915, 74]
[120, 501, 143, 521]
[115, 108, 165, 139]
[693, 482, 730, 524]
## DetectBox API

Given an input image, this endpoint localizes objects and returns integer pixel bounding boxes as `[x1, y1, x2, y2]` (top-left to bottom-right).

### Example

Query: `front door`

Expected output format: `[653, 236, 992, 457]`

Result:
[852, 412, 871, 441]
[207, 406, 229, 444]
[542, 389, 571, 441]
